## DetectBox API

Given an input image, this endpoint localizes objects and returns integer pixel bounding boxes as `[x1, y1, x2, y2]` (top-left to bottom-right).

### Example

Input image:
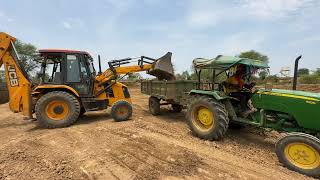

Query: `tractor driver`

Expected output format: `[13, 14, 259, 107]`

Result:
[224, 64, 256, 117]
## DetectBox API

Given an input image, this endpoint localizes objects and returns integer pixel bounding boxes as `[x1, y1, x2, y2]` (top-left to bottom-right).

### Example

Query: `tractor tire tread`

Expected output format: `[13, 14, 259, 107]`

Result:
[186, 95, 229, 141]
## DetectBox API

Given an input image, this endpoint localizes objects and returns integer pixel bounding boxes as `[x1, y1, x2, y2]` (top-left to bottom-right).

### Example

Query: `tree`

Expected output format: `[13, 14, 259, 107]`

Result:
[298, 68, 309, 76]
[14, 40, 38, 75]
[238, 50, 269, 63]
[258, 71, 267, 80]
[126, 73, 142, 81]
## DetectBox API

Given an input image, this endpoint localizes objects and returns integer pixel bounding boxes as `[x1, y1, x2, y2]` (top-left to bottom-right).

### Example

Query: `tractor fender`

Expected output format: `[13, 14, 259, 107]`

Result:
[33, 85, 80, 97]
[189, 89, 229, 101]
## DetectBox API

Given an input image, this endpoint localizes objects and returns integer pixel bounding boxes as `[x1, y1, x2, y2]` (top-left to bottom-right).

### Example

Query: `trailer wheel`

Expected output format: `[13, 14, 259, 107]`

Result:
[276, 133, 320, 178]
[149, 96, 160, 115]
[172, 104, 183, 113]
[111, 100, 132, 122]
[35, 91, 80, 128]
[186, 95, 229, 140]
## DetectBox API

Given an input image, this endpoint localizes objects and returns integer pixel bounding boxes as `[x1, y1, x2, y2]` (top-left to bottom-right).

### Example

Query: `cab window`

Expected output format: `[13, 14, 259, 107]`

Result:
[66, 54, 80, 82]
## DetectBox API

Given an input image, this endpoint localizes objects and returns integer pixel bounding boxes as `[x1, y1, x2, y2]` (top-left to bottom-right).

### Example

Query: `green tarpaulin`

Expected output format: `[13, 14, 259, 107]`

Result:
[193, 55, 269, 69]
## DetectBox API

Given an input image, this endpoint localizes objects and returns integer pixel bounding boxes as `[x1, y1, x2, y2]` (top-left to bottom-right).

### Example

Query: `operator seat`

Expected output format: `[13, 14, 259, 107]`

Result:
[53, 72, 62, 84]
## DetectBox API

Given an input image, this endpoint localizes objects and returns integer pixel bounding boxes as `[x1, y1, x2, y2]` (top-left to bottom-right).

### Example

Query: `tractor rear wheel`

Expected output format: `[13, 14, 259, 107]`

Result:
[276, 133, 320, 178]
[149, 96, 160, 115]
[186, 95, 229, 140]
[35, 91, 80, 128]
[111, 100, 132, 122]
[172, 104, 183, 113]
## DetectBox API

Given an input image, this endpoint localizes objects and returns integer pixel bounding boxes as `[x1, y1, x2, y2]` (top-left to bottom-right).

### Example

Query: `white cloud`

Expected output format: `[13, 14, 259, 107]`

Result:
[187, 11, 220, 28]
[219, 32, 266, 55]
[62, 21, 72, 29]
[241, 0, 314, 19]
[7, 18, 14, 22]
[61, 18, 84, 30]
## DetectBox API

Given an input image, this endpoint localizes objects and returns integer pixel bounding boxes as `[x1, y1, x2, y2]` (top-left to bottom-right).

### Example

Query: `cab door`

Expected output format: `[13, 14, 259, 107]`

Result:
[65, 54, 92, 96]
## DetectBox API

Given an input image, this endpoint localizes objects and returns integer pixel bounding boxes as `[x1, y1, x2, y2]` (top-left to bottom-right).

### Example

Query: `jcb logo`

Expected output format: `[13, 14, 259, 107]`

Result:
[7, 65, 19, 87]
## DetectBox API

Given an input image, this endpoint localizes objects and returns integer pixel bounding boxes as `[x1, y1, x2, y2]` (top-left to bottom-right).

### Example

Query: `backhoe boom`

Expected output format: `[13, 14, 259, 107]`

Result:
[0, 32, 32, 118]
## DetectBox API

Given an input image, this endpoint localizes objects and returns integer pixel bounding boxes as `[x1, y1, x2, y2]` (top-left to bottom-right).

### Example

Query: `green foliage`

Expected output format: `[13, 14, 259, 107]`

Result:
[298, 68, 309, 76]
[238, 50, 269, 63]
[126, 73, 142, 81]
[299, 74, 320, 84]
[267, 75, 280, 83]
[175, 71, 192, 80]
[14, 40, 38, 75]
[258, 71, 268, 80]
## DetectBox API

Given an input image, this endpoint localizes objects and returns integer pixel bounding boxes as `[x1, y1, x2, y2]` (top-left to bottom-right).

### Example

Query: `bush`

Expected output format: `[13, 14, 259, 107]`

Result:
[299, 74, 320, 84]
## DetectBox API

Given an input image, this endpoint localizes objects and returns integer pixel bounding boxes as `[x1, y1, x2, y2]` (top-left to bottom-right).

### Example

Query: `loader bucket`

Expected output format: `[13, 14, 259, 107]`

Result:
[148, 52, 175, 80]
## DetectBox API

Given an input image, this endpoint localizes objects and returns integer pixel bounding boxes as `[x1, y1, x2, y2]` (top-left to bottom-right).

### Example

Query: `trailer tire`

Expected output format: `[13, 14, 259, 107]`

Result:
[111, 100, 132, 122]
[172, 104, 183, 113]
[276, 133, 320, 178]
[149, 96, 160, 115]
[35, 91, 80, 128]
[186, 95, 229, 141]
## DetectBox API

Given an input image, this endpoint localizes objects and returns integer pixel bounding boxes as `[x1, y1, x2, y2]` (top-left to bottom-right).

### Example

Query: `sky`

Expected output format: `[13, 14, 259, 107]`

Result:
[1, 0, 319, 76]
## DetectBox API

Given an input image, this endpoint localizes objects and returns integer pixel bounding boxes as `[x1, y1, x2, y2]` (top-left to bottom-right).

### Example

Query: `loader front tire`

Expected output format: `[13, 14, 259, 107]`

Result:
[111, 100, 132, 122]
[186, 95, 229, 141]
[35, 91, 80, 128]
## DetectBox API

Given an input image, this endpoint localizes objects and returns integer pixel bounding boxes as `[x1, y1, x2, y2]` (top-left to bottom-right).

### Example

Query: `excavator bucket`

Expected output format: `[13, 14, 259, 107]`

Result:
[148, 52, 175, 80]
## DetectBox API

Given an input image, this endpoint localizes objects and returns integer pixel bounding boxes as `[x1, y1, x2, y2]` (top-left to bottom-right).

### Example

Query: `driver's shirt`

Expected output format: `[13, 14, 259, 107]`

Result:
[225, 75, 244, 94]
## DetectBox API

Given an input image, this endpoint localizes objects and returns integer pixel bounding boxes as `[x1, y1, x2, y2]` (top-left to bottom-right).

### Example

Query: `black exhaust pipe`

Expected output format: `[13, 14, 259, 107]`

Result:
[293, 55, 302, 90]
[98, 55, 102, 75]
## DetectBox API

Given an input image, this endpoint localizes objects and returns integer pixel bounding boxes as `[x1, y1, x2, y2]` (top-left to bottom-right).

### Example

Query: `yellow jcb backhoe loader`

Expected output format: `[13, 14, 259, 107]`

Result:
[0, 32, 174, 128]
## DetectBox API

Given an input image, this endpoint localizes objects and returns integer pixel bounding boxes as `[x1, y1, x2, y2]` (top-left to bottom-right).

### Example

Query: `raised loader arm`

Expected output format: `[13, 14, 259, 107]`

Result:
[0, 32, 32, 119]
[95, 52, 175, 85]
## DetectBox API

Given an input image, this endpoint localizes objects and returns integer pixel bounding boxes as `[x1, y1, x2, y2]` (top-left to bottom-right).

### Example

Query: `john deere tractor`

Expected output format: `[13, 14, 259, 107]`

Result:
[186, 55, 320, 177]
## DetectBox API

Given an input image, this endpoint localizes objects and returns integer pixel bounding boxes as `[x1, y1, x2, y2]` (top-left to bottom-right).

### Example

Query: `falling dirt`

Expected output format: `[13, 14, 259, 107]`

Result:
[0, 86, 317, 180]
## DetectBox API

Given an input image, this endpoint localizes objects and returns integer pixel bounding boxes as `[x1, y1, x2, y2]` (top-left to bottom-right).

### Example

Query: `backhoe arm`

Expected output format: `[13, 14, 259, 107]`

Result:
[0, 32, 32, 118]
[95, 64, 153, 83]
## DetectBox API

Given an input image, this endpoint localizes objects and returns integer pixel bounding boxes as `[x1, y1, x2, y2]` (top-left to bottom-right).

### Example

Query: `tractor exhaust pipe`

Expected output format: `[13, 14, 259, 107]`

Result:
[293, 55, 302, 90]
[98, 55, 102, 75]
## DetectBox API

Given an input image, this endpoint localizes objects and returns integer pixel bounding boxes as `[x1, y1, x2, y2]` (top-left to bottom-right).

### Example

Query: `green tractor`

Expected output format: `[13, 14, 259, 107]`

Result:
[187, 55, 320, 177]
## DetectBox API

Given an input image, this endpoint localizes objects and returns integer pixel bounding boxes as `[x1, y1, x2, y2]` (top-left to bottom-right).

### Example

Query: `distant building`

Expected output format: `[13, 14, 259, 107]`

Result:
[280, 67, 290, 77]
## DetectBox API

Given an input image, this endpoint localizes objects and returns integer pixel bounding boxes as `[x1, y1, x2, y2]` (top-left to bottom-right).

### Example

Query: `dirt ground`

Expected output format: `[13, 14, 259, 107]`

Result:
[0, 87, 316, 180]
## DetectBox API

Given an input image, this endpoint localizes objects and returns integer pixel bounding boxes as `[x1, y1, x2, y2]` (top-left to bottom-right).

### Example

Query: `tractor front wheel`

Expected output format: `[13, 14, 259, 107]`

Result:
[35, 91, 80, 128]
[276, 133, 320, 178]
[111, 101, 132, 122]
[186, 95, 229, 140]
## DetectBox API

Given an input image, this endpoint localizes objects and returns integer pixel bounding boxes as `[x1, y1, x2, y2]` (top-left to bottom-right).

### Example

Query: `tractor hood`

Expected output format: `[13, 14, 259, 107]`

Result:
[256, 89, 320, 101]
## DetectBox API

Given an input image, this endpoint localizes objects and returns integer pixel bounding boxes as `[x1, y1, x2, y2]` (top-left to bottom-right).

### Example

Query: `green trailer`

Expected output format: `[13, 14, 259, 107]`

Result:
[141, 55, 320, 178]
[141, 80, 216, 114]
